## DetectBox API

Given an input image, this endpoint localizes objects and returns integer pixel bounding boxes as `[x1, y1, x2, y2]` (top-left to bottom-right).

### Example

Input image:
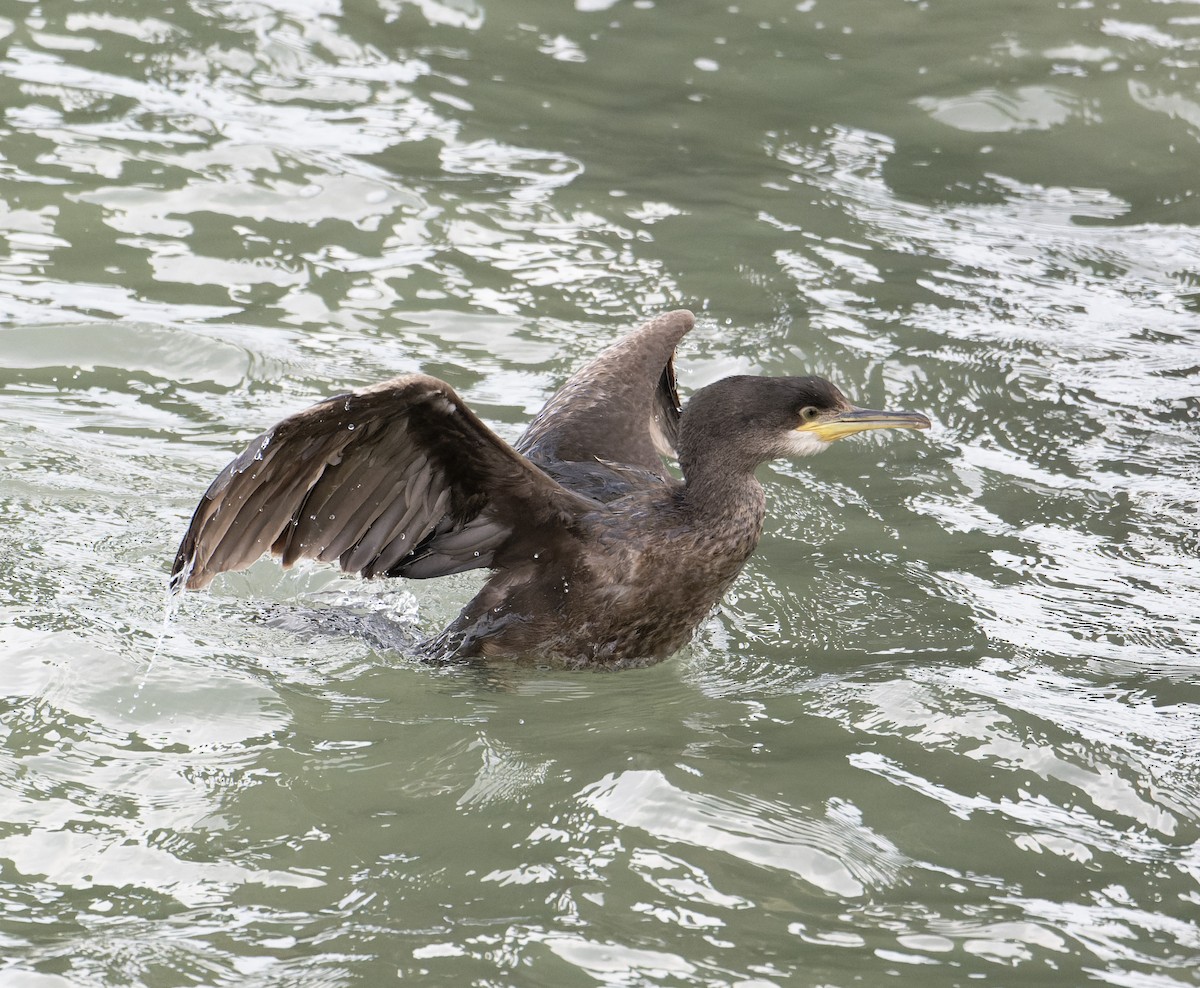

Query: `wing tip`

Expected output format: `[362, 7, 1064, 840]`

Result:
[646, 309, 695, 339]
[168, 550, 206, 593]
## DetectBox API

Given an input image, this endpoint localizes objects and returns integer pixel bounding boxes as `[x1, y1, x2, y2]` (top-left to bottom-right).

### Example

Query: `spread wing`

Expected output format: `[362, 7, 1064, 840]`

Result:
[171, 374, 590, 591]
[516, 309, 693, 477]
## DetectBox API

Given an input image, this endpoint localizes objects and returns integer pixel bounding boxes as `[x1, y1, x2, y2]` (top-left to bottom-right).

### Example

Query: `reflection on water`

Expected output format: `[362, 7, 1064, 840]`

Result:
[1, 0, 1198, 984]
[582, 769, 906, 896]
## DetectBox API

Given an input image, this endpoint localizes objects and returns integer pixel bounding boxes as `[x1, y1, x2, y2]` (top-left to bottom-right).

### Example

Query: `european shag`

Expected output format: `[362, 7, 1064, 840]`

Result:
[171, 311, 930, 664]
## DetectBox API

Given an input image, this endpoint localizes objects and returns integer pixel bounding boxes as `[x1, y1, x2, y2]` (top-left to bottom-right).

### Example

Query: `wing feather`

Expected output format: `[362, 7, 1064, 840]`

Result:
[368, 486, 451, 579]
[516, 309, 692, 478]
[338, 494, 415, 575]
[313, 469, 409, 564]
[280, 435, 399, 562]
[172, 375, 589, 591]
[203, 442, 329, 570]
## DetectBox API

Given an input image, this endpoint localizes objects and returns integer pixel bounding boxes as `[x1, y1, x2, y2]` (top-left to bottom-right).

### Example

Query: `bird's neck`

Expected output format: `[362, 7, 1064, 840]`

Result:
[680, 466, 767, 534]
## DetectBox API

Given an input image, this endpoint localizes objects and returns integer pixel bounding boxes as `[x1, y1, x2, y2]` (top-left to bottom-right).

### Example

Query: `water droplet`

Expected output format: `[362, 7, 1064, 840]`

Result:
[347, 423, 355, 431]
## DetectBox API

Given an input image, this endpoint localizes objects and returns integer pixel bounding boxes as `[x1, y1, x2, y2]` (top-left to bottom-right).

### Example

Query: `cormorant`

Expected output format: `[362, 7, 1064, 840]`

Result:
[171, 310, 930, 664]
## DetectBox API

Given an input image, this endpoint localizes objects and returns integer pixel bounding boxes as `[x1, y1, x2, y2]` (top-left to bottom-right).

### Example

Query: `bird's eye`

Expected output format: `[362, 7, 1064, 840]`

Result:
[799, 406, 820, 423]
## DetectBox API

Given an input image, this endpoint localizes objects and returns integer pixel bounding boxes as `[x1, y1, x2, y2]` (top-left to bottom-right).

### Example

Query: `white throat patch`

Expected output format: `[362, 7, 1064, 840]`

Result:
[782, 428, 830, 459]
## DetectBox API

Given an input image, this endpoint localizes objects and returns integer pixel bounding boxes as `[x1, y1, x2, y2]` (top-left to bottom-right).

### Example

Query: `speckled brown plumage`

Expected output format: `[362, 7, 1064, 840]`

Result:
[172, 310, 930, 665]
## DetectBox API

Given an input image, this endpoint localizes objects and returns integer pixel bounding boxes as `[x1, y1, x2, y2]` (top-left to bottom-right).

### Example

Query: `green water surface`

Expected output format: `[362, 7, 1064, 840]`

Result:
[1, 0, 1198, 985]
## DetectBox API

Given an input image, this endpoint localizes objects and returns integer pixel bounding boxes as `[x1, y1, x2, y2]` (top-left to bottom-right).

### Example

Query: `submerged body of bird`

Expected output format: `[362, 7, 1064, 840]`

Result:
[172, 311, 930, 665]
[425, 478, 766, 663]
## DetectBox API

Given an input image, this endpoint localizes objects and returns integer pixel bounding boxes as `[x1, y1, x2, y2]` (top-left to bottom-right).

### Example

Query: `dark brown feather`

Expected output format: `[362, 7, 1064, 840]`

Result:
[516, 309, 690, 475]
[171, 375, 591, 591]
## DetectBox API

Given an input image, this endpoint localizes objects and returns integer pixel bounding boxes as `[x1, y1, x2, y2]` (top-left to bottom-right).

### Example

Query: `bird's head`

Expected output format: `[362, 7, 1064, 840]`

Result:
[678, 375, 931, 477]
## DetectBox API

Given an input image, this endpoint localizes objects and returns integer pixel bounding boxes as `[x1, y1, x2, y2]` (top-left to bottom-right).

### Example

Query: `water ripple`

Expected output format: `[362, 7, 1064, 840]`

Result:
[581, 769, 906, 897]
